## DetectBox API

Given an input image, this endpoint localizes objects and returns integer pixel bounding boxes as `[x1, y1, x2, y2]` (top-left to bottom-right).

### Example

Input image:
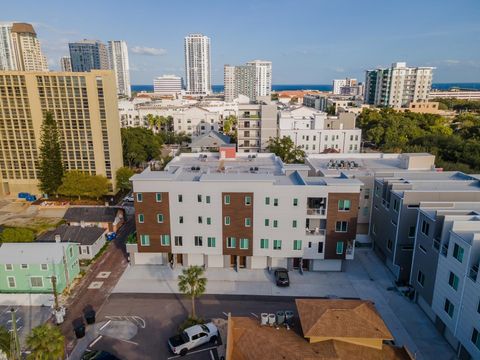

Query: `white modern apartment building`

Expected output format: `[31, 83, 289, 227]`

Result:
[237, 102, 277, 153]
[130, 148, 361, 271]
[332, 78, 357, 95]
[246, 60, 272, 98]
[429, 90, 480, 100]
[365, 62, 434, 108]
[278, 107, 361, 154]
[108, 40, 131, 97]
[224, 60, 272, 102]
[60, 56, 72, 72]
[153, 75, 183, 95]
[184, 34, 211, 95]
[0, 22, 48, 71]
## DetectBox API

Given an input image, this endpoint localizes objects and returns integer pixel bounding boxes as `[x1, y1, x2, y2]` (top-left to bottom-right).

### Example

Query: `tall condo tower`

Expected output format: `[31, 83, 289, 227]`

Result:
[108, 40, 131, 97]
[184, 34, 211, 95]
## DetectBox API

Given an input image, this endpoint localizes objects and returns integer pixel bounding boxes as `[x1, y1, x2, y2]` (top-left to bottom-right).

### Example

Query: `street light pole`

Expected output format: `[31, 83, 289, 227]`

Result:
[9, 308, 21, 360]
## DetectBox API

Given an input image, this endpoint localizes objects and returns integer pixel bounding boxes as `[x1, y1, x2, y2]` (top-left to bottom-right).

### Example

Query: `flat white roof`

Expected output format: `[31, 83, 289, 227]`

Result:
[0, 242, 71, 264]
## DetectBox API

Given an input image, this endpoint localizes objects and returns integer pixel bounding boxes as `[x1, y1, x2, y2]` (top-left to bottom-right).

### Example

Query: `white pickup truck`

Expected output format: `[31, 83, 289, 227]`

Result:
[168, 322, 219, 356]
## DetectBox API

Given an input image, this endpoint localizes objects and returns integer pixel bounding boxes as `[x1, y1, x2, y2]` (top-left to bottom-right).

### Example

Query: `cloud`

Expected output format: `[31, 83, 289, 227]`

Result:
[131, 46, 167, 56]
[333, 67, 345, 73]
[444, 59, 460, 65]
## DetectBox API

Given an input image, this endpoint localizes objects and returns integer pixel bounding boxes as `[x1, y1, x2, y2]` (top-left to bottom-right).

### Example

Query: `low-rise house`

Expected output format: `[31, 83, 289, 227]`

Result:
[190, 130, 231, 152]
[226, 298, 412, 360]
[0, 242, 80, 293]
[37, 224, 107, 260]
[63, 206, 125, 232]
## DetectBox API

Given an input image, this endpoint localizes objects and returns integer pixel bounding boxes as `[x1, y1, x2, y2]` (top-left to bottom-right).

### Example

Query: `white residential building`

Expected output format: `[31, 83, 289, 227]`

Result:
[278, 107, 361, 154]
[108, 40, 131, 97]
[0, 22, 17, 70]
[130, 149, 361, 271]
[184, 34, 211, 95]
[60, 56, 72, 72]
[246, 60, 272, 98]
[224, 61, 271, 102]
[153, 75, 183, 95]
[237, 102, 277, 153]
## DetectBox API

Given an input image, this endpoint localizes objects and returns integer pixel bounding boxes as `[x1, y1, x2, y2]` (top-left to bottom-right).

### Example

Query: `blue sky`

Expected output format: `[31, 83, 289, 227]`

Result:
[3, 0, 480, 84]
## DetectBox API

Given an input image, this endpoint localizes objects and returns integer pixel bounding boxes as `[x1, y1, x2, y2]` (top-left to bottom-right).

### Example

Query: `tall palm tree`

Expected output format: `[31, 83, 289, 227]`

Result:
[178, 266, 207, 319]
[26, 324, 65, 360]
[0, 326, 10, 359]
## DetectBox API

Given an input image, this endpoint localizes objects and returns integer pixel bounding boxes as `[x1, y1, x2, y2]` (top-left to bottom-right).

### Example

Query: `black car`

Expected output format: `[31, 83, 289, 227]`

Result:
[274, 268, 290, 287]
[81, 350, 120, 360]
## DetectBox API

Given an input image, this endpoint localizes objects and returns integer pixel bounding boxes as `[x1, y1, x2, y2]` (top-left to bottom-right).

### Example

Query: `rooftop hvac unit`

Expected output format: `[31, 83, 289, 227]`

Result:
[260, 313, 268, 326]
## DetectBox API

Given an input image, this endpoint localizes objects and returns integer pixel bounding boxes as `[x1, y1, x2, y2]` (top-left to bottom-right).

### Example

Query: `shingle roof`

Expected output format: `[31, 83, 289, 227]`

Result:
[191, 130, 231, 148]
[230, 317, 411, 360]
[296, 299, 393, 340]
[63, 207, 122, 223]
[0, 242, 72, 264]
[36, 225, 106, 246]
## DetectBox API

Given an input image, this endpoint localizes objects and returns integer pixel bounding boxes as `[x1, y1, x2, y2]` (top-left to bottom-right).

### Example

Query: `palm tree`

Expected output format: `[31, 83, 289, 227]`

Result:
[0, 326, 10, 359]
[26, 324, 65, 360]
[178, 266, 207, 319]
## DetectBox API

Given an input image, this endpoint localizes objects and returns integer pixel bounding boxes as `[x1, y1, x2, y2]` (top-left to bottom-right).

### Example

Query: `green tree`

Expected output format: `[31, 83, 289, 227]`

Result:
[0, 227, 35, 243]
[116, 167, 135, 192]
[26, 324, 65, 360]
[84, 174, 110, 199]
[267, 136, 305, 164]
[121, 128, 162, 167]
[178, 266, 207, 319]
[38, 111, 64, 196]
[326, 105, 336, 115]
[58, 171, 89, 199]
[0, 326, 10, 358]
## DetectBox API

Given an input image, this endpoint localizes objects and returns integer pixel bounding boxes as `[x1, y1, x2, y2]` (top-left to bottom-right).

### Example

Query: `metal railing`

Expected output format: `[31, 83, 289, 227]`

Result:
[305, 228, 326, 236]
[307, 208, 326, 215]
[441, 243, 449, 257]
[469, 264, 479, 282]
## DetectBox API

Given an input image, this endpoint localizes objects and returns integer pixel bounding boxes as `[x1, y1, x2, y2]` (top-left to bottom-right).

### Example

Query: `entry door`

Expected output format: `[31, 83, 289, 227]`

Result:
[230, 255, 237, 268]
[293, 258, 301, 269]
[239, 256, 246, 268]
[176, 254, 183, 265]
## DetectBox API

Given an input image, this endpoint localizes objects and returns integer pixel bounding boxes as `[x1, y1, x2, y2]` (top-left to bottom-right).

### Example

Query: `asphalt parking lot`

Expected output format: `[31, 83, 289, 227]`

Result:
[0, 306, 51, 343]
[89, 294, 301, 360]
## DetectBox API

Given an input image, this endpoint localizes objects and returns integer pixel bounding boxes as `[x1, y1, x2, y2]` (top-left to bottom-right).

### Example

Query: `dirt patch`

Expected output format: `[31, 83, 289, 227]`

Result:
[2, 216, 63, 235]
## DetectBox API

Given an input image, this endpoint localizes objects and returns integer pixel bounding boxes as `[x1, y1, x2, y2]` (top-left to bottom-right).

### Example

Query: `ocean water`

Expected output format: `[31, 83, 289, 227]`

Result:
[131, 83, 480, 94]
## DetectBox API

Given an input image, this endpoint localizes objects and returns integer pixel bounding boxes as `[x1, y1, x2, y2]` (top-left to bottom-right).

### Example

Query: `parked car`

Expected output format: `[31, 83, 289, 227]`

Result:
[274, 268, 290, 287]
[168, 322, 219, 356]
[106, 232, 116, 241]
[123, 194, 134, 202]
[81, 350, 120, 360]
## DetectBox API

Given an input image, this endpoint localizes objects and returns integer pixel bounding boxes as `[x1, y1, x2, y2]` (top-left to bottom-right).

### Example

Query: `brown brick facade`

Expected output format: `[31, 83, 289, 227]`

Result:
[134, 192, 172, 253]
[325, 192, 359, 259]
[222, 192, 254, 257]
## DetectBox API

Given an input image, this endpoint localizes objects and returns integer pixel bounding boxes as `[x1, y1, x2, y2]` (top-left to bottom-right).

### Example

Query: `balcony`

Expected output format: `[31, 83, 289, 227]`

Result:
[307, 197, 327, 216]
[469, 264, 479, 282]
[307, 208, 326, 215]
[441, 243, 449, 257]
[305, 228, 326, 236]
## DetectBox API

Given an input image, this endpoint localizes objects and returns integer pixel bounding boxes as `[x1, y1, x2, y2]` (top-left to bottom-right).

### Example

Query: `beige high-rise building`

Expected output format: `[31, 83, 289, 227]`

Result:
[10, 23, 48, 71]
[0, 70, 123, 196]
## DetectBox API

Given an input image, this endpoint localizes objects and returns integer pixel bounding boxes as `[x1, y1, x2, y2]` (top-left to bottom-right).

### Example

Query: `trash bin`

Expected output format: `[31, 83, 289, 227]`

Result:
[268, 313, 276, 326]
[285, 310, 294, 326]
[260, 313, 268, 326]
[74, 324, 85, 339]
[276, 311, 285, 325]
[85, 310, 96, 324]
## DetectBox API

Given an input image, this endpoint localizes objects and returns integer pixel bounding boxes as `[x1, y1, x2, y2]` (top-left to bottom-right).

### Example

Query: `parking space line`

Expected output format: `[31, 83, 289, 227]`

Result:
[99, 320, 111, 331]
[167, 345, 218, 360]
[118, 338, 139, 346]
[89, 335, 103, 347]
[250, 312, 258, 318]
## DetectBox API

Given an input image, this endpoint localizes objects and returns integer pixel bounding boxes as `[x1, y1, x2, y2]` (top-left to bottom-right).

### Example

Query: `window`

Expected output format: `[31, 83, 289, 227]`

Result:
[157, 214, 164, 223]
[136, 193, 143, 202]
[338, 200, 351, 211]
[179, 216, 183, 224]
[69, 247, 73, 257]
[5, 264, 12, 271]
[198, 216, 203, 224]
[207, 237, 216, 247]
[273, 220, 278, 228]
[155, 193, 162, 202]
[274, 198, 278, 206]
[472, 328, 480, 350]
[138, 214, 144, 223]
[224, 195, 230, 204]
[260, 239, 269, 249]
[264, 219, 269, 226]
[387, 238, 393, 251]
[448, 272, 459, 290]
[318, 242, 324, 253]
[293, 240, 302, 250]
[206, 196, 211, 204]
[292, 220, 297, 228]
[224, 216, 231, 225]
[161, 235, 170, 246]
[293, 198, 298, 206]
[178, 194, 183, 202]
[207, 217, 211, 225]
[265, 197, 270, 205]
[41, 264, 48, 271]
[393, 199, 399, 212]
[336, 242, 344, 254]
[21, 264, 28, 269]
[364, 189, 371, 199]
[197, 194, 202, 202]
[335, 221, 348, 232]
[240, 238, 249, 249]
[194, 236, 203, 246]
[174, 236, 183, 246]
[245, 218, 251, 227]
[421, 221, 430, 236]
[245, 196, 252, 205]
[444, 298, 454, 317]
[227, 237, 236, 248]
[408, 226, 416, 238]
[140, 235, 150, 246]
[273, 240, 282, 250]
[417, 271, 425, 286]
[453, 243, 464, 263]
[7, 276, 15, 288]
[372, 224, 376, 235]
[30, 277, 43, 288]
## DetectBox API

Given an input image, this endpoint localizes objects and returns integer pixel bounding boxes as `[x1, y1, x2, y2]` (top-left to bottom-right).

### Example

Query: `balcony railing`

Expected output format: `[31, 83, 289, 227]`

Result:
[433, 238, 440, 250]
[305, 228, 326, 236]
[469, 264, 479, 282]
[441, 243, 449, 257]
[307, 208, 326, 215]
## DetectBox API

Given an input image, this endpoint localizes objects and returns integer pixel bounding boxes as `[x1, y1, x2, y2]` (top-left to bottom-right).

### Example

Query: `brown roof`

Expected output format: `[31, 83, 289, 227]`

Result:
[296, 299, 393, 340]
[230, 317, 411, 360]
[11, 23, 36, 34]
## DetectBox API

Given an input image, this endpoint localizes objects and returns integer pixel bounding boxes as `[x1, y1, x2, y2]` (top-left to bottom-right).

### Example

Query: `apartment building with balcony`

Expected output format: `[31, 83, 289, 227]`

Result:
[370, 172, 480, 282]
[130, 147, 361, 271]
[237, 102, 277, 153]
